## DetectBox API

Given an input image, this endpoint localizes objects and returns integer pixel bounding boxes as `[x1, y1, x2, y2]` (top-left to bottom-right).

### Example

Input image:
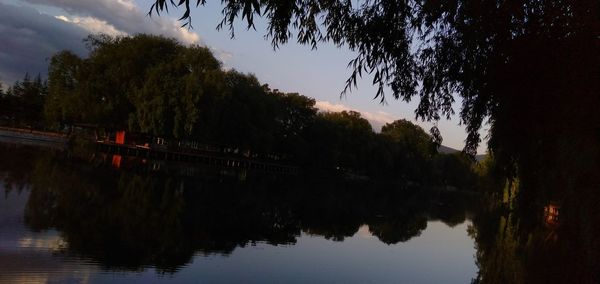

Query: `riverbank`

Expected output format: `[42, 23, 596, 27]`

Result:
[0, 127, 68, 145]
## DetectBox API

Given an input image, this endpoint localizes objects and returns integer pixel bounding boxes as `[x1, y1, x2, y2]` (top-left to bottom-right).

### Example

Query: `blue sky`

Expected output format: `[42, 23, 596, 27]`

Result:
[0, 0, 488, 153]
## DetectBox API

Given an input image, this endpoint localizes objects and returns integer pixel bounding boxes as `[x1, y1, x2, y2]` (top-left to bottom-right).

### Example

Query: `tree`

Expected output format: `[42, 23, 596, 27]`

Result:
[129, 45, 223, 138]
[380, 119, 436, 180]
[45, 51, 84, 128]
[46, 34, 224, 138]
[381, 119, 435, 159]
[0, 82, 6, 120]
[208, 70, 279, 151]
[82, 34, 186, 129]
[149, 0, 600, 197]
[1, 73, 47, 127]
[273, 90, 317, 138]
[149, 0, 596, 150]
[306, 110, 374, 171]
[271, 89, 317, 161]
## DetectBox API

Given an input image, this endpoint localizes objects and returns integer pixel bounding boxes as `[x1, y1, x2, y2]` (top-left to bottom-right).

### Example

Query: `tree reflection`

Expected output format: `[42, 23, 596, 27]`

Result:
[0, 143, 47, 195]
[470, 188, 600, 284]
[0, 144, 477, 273]
[369, 216, 428, 245]
[4, 143, 597, 282]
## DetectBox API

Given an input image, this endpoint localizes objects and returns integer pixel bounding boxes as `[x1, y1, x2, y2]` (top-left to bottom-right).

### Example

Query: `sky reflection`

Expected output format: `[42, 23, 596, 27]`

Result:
[0, 186, 476, 284]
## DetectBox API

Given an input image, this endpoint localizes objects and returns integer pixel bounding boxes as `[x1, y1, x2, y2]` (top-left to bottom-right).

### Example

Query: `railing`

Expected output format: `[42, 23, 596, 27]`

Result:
[96, 141, 299, 175]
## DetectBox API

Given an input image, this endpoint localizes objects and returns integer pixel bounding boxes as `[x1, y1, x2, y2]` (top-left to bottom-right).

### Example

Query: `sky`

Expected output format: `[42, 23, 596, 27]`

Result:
[0, 0, 488, 153]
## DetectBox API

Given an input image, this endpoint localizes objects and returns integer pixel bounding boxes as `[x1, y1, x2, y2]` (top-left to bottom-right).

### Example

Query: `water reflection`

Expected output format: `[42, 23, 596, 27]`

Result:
[0, 142, 477, 283]
[470, 188, 600, 283]
[2, 142, 598, 283]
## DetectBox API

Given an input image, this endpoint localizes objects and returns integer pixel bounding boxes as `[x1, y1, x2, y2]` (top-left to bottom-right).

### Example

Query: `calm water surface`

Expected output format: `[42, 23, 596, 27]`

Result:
[0, 142, 478, 283]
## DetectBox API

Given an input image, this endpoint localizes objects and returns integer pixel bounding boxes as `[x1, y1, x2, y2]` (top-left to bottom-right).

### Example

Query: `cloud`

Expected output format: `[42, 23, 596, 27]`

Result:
[23, 0, 200, 44]
[55, 15, 127, 37]
[0, 3, 88, 83]
[210, 47, 234, 65]
[0, 0, 208, 83]
[315, 101, 398, 131]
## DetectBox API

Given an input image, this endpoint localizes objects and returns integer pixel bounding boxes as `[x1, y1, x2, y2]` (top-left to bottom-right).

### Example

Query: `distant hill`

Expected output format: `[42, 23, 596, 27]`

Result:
[437, 145, 487, 162]
[437, 145, 460, 154]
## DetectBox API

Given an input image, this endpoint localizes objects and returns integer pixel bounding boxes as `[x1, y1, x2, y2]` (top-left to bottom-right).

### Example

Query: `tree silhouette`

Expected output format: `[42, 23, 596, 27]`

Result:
[149, 0, 599, 154]
[149, 0, 600, 202]
[1, 73, 47, 127]
[2, 32, 479, 184]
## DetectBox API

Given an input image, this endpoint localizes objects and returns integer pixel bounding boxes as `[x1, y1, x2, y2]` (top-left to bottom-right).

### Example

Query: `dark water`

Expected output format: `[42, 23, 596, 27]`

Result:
[2, 141, 598, 283]
[0, 192, 475, 283]
[0, 142, 478, 283]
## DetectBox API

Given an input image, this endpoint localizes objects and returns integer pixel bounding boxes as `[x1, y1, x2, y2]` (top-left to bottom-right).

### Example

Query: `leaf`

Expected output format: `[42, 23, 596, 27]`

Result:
[178, 9, 190, 21]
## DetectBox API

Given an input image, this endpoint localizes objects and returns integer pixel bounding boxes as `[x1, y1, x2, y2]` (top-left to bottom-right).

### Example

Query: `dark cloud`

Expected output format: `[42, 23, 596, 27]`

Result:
[0, 3, 88, 83]
[22, 0, 200, 44]
[0, 0, 202, 84]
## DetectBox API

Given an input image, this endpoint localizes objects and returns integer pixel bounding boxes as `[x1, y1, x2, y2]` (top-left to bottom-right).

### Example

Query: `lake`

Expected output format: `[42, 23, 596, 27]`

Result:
[0, 141, 479, 283]
[1, 141, 597, 283]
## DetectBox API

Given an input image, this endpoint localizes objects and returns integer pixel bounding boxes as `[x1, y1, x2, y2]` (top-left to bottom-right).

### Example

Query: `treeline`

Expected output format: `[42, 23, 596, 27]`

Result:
[0, 34, 477, 187]
[0, 74, 47, 129]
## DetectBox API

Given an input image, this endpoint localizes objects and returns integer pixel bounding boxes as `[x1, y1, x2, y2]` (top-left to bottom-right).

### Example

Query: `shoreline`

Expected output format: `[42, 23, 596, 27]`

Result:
[0, 127, 68, 144]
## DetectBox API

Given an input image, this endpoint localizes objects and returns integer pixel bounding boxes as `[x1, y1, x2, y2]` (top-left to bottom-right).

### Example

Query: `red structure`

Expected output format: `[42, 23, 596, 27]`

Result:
[115, 131, 126, 144]
[111, 154, 122, 168]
